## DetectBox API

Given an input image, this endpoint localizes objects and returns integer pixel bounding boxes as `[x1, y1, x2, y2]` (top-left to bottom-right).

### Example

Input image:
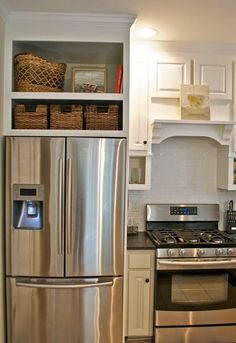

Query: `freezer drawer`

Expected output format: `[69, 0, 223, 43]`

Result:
[7, 276, 123, 343]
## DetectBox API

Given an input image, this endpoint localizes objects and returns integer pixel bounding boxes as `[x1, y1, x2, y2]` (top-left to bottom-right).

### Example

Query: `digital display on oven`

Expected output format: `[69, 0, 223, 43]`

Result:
[170, 206, 198, 215]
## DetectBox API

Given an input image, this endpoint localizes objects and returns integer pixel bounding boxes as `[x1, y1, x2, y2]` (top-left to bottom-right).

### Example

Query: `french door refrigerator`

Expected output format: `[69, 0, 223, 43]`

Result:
[5, 136, 126, 343]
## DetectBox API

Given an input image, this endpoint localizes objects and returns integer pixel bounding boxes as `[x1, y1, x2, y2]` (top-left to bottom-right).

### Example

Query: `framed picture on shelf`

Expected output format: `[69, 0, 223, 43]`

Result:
[72, 65, 107, 93]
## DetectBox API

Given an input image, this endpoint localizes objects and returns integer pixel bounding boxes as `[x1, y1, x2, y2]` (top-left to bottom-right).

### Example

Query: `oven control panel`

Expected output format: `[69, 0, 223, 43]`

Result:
[170, 206, 198, 215]
[156, 247, 236, 259]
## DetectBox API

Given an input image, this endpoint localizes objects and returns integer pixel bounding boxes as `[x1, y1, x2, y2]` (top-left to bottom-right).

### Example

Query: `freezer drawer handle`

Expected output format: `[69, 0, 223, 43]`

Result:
[15, 280, 113, 289]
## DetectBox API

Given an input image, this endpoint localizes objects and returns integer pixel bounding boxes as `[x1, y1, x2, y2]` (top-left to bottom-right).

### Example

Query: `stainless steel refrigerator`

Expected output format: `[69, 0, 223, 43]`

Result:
[5, 136, 126, 343]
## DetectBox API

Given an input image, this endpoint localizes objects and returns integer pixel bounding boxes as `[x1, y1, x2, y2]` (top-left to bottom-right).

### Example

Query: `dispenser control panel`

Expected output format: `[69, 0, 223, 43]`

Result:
[13, 184, 44, 201]
[13, 184, 44, 230]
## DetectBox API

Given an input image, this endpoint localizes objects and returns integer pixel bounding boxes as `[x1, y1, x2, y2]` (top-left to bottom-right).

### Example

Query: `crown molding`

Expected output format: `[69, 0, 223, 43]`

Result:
[8, 11, 136, 26]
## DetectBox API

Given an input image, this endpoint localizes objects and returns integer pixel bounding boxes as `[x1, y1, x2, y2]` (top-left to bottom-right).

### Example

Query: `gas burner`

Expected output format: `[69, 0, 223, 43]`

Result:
[200, 232, 225, 244]
[163, 237, 176, 244]
[188, 238, 199, 243]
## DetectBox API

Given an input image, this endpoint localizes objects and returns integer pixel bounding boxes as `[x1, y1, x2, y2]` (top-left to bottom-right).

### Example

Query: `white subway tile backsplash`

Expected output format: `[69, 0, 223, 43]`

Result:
[128, 137, 236, 231]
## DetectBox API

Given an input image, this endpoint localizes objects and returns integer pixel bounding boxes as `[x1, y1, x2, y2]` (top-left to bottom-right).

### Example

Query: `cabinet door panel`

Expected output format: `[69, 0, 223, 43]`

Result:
[129, 155, 151, 190]
[127, 269, 152, 336]
[194, 56, 232, 99]
[129, 60, 149, 151]
[150, 53, 191, 98]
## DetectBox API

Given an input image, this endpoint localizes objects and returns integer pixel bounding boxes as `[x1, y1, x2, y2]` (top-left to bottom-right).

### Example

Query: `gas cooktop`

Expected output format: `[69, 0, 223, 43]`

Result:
[148, 229, 236, 247]
[146, 203, 236, 258]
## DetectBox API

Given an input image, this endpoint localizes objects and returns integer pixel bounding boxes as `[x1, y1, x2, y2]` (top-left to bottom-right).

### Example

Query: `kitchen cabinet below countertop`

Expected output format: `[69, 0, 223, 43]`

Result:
[127, 232, 155, 250]
[125, 248, 155, 337]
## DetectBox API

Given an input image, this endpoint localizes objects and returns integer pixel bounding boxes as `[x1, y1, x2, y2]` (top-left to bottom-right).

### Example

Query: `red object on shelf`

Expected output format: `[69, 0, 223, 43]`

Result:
[116, 65, 123, 93]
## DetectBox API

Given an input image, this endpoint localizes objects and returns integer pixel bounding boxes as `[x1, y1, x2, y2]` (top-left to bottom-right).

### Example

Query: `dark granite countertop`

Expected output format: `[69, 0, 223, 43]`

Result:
[127, 232, 156, 250]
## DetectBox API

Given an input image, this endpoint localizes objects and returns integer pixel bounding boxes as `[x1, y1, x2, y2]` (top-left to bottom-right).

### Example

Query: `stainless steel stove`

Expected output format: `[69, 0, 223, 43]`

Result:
[146, 204, 236, 343]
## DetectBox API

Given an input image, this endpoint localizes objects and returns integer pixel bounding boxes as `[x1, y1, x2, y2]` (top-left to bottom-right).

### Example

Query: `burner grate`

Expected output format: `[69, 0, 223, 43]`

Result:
[150, 229, 236, 246]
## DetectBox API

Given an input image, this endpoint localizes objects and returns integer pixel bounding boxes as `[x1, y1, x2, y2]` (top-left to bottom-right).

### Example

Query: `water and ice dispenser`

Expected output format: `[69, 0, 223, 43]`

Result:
[13, 184, 44, 230]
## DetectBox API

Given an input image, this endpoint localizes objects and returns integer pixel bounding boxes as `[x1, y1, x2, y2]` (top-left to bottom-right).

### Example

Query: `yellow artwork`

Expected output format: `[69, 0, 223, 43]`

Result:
[181, 84, 210, 120]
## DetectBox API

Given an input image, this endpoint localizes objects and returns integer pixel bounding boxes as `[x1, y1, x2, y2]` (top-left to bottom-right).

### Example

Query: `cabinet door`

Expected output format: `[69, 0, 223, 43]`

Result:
[129, 155, 151, 190]
[129, 60, 149, 151]
[127, 269, 152, 336]
[194, 55, 232, 99]
[149, 53, 191, 98]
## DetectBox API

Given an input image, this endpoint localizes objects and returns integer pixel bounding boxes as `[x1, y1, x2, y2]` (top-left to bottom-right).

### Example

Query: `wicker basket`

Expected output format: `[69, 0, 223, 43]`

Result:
[85, 104, 119, 130]
[14, 53, 67, 92]
[14, 104, 48, 129]
[50, 104, 83, 130]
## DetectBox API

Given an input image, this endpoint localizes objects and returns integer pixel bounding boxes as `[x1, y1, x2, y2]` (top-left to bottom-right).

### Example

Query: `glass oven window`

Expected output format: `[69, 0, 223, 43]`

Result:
[171, 274, 228, 305]
[156, 270, 236, 311]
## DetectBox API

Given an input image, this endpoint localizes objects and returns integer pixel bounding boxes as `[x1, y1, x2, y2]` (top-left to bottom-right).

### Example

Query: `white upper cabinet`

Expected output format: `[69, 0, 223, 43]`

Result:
[149, 51, 233, 101]
[129, 60, 149, 151]
[148, 48, 234, 123]
[149, 53, 191, 98]
[194, 55, 232, 100]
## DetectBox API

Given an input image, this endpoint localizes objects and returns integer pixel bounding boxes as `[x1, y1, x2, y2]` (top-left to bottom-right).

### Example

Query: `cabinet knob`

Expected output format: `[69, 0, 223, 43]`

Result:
[143, 140, 147, 145]
[145, 278, 150, 283]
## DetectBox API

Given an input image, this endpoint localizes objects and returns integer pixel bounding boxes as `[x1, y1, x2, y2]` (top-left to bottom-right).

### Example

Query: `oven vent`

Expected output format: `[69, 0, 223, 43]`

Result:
[151, 119, 235, 145]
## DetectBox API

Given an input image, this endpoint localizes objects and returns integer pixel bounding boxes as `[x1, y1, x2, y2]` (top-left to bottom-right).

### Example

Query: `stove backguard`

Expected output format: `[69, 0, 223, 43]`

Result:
[146, 204, 219, 226]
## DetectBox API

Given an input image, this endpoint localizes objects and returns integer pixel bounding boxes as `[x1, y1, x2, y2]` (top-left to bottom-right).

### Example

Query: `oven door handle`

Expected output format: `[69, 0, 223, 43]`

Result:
[157, 258, 236, 269]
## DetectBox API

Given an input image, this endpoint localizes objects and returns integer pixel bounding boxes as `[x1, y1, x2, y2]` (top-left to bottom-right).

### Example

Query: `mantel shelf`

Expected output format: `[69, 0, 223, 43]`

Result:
[152, 119, 236, 145]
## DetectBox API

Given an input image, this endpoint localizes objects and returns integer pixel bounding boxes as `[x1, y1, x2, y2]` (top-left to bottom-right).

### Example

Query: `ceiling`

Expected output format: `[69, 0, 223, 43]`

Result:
[2, 0, 236, 43]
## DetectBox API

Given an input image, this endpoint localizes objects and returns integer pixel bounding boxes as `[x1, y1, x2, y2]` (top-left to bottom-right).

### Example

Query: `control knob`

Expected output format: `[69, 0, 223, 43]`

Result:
[227, 248, 235, 256]
[179, 249, 186, 257]
[215, 248, 224, 256]
[167, 249, 175, 257]
[197, 249, 205, 256]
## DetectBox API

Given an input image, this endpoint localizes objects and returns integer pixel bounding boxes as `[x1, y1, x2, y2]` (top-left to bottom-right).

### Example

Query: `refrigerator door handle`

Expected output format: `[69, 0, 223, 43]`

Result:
[58, 158, 64, 255]
[15, 278, 113, 289]
[66, 158, 72, 254]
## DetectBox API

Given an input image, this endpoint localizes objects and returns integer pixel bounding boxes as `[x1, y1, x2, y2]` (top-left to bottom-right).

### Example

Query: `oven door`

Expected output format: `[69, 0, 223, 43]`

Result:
[156, 257, 236, 327]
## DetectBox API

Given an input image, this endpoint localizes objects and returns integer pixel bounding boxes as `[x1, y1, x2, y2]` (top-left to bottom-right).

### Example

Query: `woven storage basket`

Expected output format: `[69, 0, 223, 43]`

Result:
[14, 53, 67, 92]
[85, 104, 119, 130]
[14, 104, 48, 129]
[50, 104, 83, 130]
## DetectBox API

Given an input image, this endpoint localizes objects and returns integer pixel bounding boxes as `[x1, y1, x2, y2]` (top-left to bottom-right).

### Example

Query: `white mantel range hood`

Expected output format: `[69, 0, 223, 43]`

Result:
[151, 120, 236, 146]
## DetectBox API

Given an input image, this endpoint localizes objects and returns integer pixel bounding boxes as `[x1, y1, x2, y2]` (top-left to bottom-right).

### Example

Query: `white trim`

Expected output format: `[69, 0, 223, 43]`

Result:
[8, 11, 136, 25]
